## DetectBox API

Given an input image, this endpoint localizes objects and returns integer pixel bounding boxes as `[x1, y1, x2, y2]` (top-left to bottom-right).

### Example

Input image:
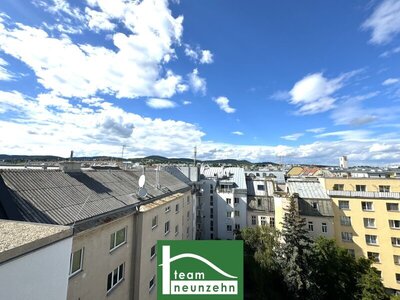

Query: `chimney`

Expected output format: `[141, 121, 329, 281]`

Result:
[70, 150, 74, 161]
[60, 161, 81, 173]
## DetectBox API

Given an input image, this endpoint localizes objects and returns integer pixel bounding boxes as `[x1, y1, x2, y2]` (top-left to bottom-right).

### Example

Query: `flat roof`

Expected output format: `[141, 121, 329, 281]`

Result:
[0, 220, 72, 264]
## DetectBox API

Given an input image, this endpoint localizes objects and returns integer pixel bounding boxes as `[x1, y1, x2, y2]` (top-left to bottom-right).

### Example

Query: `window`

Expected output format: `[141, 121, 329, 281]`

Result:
[251, 215, 256, 225]
[210, 196, 214, 206]
[164, 221, 170, 235]
[341, 232, 353, 242]
[396, 273, 400, 283]
[234, 198, 239, 205]
[210, 208, 213, 218]
[322, 223, 327, 233]
[356, 185, 366, 192]
[257, 185, 265, 191]
[379, 185, 390, 192]
[69, 248, 84, 276]
[227, 225, 232, 231]
[107, 263, 124, 292]
[312, 202, 318, 209]
[270, 217, 275, 227]
[110, 227, 127, 251]
[234, 210, 240, 217]
[333, 184, 344, 191]
[365, 235, 378, 245]
[150, 245, 156, 260]
[394, 255, 400, 265]
[175, 225, 179, 236]
[149, 275, 155, 291]
[392, 237, 400, 246]
[338, 200, 350, 210]
[165, 206, 171, 213]
[363, 218, 376, 228]
[389, 220, 400, 229]
[260, 216, 267, 225]
[347, 249, 355, 258]
[151, 216, 158, 229]
[308, 221, 314, 232]
[257, 199, 262, 207]
[187, 196, 190, 204]
[210, 220, 214, 232]
[210, 184, 213, 194]
[387, 203, 399, 211]
[235, 224, 240, 230]
[227, 211, 231, 218]
[340, 216, 351, 226]
[187, 211, 190, 221]
[226, 198, 232, 205]
[361, 201, 373, 211]
[175, 204, 179, 213]
[210, 233, 214, 239]
[367, 252, 380, 263]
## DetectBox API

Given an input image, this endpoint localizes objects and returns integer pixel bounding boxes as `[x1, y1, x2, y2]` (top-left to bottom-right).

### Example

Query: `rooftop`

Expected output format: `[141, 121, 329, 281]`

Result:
[287, 179, 330, 200]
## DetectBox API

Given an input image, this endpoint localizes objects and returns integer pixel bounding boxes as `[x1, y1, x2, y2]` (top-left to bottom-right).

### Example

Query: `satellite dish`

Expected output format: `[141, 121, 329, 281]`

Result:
[139, 174, 146, 188]
[138, 187, 148, 198]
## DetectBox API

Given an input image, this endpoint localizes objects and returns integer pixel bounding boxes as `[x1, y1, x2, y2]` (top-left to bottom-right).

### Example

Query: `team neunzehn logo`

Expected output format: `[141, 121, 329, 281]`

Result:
[157, 240, 243, 300]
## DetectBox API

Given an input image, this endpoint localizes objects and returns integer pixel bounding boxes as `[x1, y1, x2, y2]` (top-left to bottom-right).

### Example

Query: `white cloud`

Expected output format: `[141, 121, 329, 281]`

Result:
[380, 46, 400, 57]
[281, 133, 303, 141]
[182, 100, 191, 105]
[214, 96, 236, 113]
[232, 131, 244, 136]
[184, 44, 213, 64]
[306, 127, 325, 134]
[200, 50, 213, 64]
[0, 57, 14, 81]
[362, 0, 400, 44]
[0, 0, 184, 99]
[316, 130, 372, 142]
[85, 7, 116, 32]
[188, 69, 206, 94]
[383, 78, 400, 85]
[146, 98, 176, 109]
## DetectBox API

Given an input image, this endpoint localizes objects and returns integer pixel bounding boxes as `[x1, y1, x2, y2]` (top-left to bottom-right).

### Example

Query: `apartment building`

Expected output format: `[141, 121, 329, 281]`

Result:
[198, 167, 247, 240]
[320, 177, 400, 292]
[0, 163, 194, 300]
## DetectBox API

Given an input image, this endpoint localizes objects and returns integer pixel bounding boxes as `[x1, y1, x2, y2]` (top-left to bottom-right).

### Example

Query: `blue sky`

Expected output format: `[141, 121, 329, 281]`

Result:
[0, 0, 400, 165]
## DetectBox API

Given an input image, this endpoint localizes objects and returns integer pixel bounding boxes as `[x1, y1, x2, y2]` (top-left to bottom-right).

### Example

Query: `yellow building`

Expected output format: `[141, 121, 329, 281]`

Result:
[320, 177, 400, 292]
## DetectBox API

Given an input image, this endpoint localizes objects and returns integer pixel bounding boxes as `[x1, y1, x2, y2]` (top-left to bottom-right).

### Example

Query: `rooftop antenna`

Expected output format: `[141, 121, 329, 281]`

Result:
[121, 144, 126, 161]
[194, 146, 197, 166]
[72, 193, 91, 229]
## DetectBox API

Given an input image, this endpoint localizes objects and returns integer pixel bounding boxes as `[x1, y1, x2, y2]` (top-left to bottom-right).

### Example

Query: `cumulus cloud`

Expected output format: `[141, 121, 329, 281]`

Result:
[146, 98, 177, 109]
[85, 7, 116, 32]
[214, 96, 236, 113]
[188, 69, 206, 94]
[184, 44, 214, 64]
[232, 131, 244, 136]
[383, 78, 400, 85]
[182, 100, 191, 105]
[281, 133, 304, 141]
[362, 0, 400, 44]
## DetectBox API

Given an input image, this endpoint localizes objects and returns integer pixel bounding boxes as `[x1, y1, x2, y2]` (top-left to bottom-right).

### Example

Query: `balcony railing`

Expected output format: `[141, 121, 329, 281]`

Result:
[328, 190, 400, 199]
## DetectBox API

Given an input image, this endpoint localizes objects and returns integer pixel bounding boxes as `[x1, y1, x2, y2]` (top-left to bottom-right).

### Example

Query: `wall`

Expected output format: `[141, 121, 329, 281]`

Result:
[0, 237, 72, 300]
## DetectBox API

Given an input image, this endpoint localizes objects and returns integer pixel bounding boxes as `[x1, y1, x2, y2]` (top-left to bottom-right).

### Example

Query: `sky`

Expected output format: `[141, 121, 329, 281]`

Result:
[0, 0, 400, 166]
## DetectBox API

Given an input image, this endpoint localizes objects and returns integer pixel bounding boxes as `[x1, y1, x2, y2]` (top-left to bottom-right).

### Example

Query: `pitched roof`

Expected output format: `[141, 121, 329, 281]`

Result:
[287, 179, 330, 199]
[201, 167, 246, 189]
[0, 169, 189, 225]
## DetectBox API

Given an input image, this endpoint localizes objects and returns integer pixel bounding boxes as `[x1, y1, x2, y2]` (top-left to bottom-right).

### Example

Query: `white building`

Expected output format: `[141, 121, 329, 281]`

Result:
[0, 220, 73, 300]
[198, 167, 247, 240]
[339, 156, 348, 169]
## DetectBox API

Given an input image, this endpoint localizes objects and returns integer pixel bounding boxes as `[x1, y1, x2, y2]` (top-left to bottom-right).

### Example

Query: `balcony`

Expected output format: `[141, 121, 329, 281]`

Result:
[328, 190, 400, 199]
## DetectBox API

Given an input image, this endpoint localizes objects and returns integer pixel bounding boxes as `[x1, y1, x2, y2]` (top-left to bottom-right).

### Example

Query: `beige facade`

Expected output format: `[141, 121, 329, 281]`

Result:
[67, 191, 194, 300]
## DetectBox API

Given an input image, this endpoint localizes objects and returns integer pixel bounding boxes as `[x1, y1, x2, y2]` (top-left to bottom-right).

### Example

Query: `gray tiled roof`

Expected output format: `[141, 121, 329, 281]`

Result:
[298, 199, 333, 217]
[287, 179, 330, 200]
[0, 169, 189, 225]
[201, 167, 246, 189]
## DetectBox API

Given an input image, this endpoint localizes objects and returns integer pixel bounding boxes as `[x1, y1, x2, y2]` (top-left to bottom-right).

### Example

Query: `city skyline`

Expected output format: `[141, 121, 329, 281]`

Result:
[1, 0, 400, 165]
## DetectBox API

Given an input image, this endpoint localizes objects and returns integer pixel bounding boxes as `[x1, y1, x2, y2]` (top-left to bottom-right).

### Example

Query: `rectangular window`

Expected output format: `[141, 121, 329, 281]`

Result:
[308, 221, 314, 232]
[165, 206, 171, 213]
[387, 203, 399, 211]
[394, 255, 400, 265]
[235, 224, 240, 230]
[175, 225, 179, 236]
[379, 185, 390, 192]
[150, 245, 156, 260]
[365, 234, 378, 245]
[227, 211, 231, 218]
[226, 198, 232, 204]
[210, 233, 214, 239]
[227, 225, 232, 231]
[151, 216, 158, 229]
[187, 196, 190, 204]
[260, 216, 267, 225]
[312, 202, 318, 209]
[270, 217, 275, 228]
[396, 273, 400, 283]
[210, 184, 213, 194]
[338, 200, 350, 210]
[367, 252, 380, 263]
[389, 220, 400, 229]
[234, 198, 239, 204]
[361, 201, 373, 211]
[234, 210, 240, 217]
[257, 199, 262, 207]
[257, 185, 265, 191]
[341, 232, 353, 242]
[322, 223, 327, 233]
[69, 248, 84, 276]
[340, 216, 351, 226]
[110, 227, 127, 251]
[333, 184, 344, 191]
[107, 263, 124, 292]
[187, 211, 190, 221]
[210, 196, 213, 206]
[356, 185, 366, 192]
[175, 204, 179, 213]
[251, 215, 256, 225]
[347, 249, 355, 258]
[363, 218, 376, 228]
[149, 275, 155, 291]
[164, 221, 170, 235]
[210, 208, 213, 219]
[392, 237, 400, 246]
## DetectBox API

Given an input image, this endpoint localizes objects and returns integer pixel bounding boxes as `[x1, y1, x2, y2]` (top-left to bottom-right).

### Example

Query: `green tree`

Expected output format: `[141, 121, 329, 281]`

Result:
[278, 196, 317, 299]
[357, 262, 389, 300]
